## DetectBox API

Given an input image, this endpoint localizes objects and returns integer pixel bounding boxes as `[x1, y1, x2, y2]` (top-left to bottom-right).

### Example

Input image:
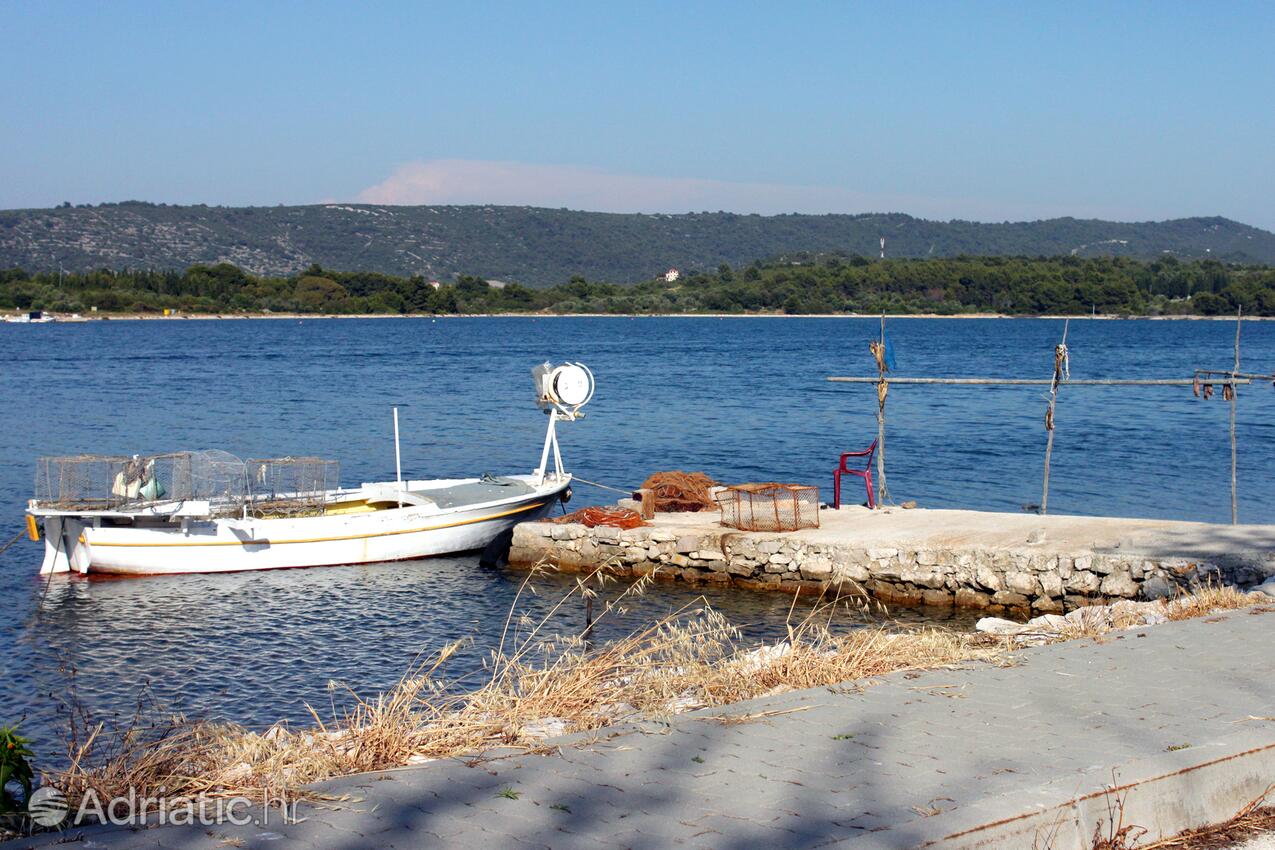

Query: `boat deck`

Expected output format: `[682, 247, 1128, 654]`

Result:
[412, 477, 537, 509]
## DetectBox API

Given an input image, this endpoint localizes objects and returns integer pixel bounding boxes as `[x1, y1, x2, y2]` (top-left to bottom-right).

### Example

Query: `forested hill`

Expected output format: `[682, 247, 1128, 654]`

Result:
[5, 255, 1274, 316]
[2, 202, 1274, 286]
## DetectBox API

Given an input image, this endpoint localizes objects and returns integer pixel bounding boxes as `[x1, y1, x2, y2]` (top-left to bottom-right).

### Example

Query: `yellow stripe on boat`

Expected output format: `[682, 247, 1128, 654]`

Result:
[87, 502, 546, 548]
[320, 501, 381, 516]
[26, 514, 40, 542]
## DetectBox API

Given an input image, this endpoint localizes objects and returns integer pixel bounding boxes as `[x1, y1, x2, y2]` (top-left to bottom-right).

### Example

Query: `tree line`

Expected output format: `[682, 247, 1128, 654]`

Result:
[2, 254, 1274, 317]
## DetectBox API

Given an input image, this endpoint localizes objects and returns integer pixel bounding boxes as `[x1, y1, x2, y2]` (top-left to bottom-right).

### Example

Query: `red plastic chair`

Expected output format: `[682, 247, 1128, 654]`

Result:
[833, 440, 877, 509]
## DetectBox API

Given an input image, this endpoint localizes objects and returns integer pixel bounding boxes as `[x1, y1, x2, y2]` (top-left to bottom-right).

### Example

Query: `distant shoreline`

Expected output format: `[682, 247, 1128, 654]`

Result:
[3, 311, 1263, 322]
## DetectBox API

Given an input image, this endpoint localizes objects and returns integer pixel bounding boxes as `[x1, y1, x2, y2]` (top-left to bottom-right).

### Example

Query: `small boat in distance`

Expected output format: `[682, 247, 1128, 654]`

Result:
[26, 362, 595, 576]
[4, 310, 56, 323]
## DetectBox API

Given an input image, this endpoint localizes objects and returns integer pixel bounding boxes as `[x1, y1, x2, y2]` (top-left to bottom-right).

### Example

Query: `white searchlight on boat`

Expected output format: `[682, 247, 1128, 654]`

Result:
[532, 362, 594, 485]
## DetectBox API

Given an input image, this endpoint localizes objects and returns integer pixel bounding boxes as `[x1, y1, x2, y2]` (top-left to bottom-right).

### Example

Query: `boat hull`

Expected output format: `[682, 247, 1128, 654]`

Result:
[39, 481, 566, 576]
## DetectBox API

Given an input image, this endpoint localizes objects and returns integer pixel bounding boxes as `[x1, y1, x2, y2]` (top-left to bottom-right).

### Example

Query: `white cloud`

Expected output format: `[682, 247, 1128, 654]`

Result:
[353, 159, 994, 218]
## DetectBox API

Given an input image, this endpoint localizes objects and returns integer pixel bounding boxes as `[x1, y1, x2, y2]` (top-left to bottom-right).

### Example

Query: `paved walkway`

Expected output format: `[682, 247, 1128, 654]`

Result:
[8, 607, 1275, 849]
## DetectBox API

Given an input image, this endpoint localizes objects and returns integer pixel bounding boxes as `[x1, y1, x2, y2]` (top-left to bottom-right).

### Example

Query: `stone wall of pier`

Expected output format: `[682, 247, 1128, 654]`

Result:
[509, 521, 1268, 616]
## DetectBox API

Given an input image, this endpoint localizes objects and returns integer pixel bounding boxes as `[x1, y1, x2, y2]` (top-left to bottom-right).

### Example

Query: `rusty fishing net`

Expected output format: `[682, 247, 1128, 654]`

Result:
[546, 506, 647, 529]
[639, 471, 719, 512]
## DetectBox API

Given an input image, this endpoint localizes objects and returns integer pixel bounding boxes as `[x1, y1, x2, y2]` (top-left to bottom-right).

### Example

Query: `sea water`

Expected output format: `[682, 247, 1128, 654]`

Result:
[2, 316, 1272, 755]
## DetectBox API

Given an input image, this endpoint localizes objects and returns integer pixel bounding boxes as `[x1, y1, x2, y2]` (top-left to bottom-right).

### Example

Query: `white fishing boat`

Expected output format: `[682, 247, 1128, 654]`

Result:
[26, 362, 595, 576]
[4, 310, 56, 324]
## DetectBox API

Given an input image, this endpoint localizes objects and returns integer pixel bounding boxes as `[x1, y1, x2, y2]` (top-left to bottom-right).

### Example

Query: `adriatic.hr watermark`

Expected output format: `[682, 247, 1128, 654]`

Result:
[26, 785, 301, 828]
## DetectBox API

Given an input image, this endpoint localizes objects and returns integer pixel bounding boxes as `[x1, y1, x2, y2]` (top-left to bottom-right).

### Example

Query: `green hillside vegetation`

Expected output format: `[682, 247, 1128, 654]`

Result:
[3, 202, 1275, 286]
[3, 255, 1275, 317]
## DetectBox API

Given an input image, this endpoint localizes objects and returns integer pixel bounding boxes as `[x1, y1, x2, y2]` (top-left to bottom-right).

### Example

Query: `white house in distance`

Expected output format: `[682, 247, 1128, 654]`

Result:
[663, 268, 680, 282]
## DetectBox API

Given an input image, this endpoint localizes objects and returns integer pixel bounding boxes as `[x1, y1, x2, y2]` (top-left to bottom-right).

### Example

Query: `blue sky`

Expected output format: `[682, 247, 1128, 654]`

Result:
[2, 1, 1273, 227]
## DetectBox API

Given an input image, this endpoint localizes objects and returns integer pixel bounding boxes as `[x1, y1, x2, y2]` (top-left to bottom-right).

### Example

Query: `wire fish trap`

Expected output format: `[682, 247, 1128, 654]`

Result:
[716, 483, 820, 532]
[35, 454, 132, 511]
[33, 451, 250, 516]
[247, 457, 340, 518]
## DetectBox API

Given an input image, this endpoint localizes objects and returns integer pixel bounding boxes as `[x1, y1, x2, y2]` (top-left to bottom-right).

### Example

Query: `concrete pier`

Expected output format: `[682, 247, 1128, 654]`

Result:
[510, 506, 1275, 617]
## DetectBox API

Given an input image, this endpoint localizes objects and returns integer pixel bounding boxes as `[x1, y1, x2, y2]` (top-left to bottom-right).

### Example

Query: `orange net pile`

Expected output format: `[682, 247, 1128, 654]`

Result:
[639, 471, 719, 512]
[546, 506, 647, 529]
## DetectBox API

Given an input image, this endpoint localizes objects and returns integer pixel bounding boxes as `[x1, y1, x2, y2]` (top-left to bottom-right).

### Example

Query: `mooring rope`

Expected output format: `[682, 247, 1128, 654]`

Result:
[0, 526, 27, 558]
[2, 523, 59, 633]
[571, 476, 635, 496]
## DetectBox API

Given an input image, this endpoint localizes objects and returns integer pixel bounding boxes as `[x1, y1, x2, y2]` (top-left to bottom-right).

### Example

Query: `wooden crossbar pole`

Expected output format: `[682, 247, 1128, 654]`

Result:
[1194, 370, 1273, 380]
[829, 325, 1271, 524]
[826, 377, 1250, 386]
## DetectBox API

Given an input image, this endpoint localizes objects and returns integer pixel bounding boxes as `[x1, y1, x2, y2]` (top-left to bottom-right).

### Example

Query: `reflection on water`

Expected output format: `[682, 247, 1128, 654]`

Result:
[14, 557, 973, 759]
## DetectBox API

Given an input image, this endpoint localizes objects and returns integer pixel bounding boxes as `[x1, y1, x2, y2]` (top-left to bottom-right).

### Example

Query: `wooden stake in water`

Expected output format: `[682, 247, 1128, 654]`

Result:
[393, 406, 403, 509]
[584, 595, 595, 645]
[875, 312, 888, 506]
[1041, 319, 1069, 515]
[1230, 308, 1242, 525]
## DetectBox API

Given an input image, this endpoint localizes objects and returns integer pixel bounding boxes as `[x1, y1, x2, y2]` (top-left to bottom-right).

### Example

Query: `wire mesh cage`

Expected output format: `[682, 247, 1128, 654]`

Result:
[716, 483, 820, 532]
[177, 450, 251, 515]
[247, 457, 340, 517]
[35, 455, 132, 510]
[34, 451, 250, 516]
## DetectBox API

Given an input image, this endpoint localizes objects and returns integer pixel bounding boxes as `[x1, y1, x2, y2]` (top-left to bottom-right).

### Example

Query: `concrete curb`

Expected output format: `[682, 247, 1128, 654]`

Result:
[853, 727, 1275, 849]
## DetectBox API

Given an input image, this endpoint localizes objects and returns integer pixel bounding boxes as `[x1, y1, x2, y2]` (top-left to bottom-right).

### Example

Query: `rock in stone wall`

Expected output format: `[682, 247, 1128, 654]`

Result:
[508, 520, 1263, 618]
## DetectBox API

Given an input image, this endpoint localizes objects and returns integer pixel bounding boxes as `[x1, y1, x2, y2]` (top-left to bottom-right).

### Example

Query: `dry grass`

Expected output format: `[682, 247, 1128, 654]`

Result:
[1077, 783, 1275, 850]
[41, 567, 1264, 821]
[1087, 785, 1148, 850]
[1165, 583, 1257, 621]
[1039, 582, 1261, 642]
[1141, 787, 1275, 849]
